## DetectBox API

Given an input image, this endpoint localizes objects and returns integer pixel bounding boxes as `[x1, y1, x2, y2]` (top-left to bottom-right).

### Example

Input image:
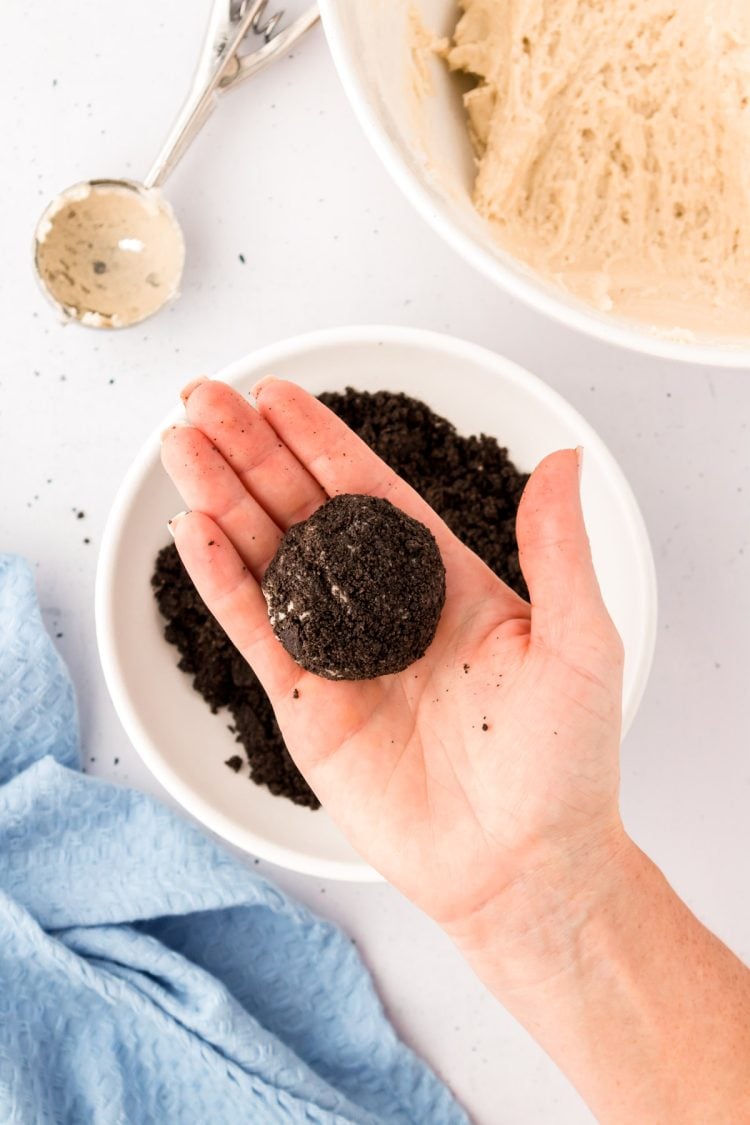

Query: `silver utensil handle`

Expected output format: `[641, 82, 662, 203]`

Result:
[144, 2, 319, 190]
[224, 5, 319, 86]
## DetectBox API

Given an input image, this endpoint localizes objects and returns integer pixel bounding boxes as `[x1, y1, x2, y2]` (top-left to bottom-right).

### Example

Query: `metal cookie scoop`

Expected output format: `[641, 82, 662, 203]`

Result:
[33, 1, 318, 329]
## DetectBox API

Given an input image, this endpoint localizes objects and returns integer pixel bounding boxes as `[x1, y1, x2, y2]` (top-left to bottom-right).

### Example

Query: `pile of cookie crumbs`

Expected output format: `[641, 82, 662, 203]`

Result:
[151, 388, 528, 809]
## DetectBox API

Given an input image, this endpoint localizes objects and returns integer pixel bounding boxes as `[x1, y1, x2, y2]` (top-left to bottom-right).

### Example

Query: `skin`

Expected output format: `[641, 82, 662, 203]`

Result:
[162, 376, 750, 1123]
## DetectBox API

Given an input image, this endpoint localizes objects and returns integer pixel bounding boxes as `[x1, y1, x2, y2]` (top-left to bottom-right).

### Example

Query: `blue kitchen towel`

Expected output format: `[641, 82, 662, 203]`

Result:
[0, 555, 467, 1125]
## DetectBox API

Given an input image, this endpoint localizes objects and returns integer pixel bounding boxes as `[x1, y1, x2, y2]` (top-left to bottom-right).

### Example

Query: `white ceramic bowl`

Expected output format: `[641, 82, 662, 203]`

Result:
[319, 1, 750, 367]
[96, 326, 658, 881]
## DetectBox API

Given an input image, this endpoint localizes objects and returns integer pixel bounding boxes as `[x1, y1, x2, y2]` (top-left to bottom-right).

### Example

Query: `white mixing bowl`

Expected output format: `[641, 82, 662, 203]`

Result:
[319, 0, 750, 367]
[96, 326, 657, 881]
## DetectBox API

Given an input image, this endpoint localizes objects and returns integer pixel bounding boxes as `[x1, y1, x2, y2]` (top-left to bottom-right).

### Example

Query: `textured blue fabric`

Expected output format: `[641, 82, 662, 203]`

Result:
[0, 555, 467, 1125]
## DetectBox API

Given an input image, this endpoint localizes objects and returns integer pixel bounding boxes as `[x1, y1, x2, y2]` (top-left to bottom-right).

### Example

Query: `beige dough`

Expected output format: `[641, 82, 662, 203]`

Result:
[35, 182, 184, 328]
[447, 1, 750, 336]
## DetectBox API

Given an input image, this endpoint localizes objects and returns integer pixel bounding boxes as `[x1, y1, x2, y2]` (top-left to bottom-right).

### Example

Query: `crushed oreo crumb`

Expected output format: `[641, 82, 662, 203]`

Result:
[152, 388, 528, 809]
[319, 389, 528, 595]
[152, 542, 318, 809]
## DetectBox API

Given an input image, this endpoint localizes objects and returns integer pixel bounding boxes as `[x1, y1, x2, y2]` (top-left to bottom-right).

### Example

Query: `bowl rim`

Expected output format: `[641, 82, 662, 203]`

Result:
[318, 0, 750, 369]
[96, 324, 658, 881]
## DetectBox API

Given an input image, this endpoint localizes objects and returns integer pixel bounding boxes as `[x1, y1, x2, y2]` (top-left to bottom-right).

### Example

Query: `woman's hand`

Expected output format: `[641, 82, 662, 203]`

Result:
[161, 376, 626, 933]
[165, 378, 750, 1123]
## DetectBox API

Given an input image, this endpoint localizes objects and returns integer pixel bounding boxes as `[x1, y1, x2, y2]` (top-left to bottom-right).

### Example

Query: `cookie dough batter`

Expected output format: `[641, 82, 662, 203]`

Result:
[447, 1, 750, 335]
[35, 181, 184, 328]
[262, 494, 446, 680]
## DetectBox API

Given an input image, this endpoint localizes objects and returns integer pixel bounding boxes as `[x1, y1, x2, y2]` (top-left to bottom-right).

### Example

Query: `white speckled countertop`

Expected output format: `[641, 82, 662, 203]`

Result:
[2, 3, 749, 1122]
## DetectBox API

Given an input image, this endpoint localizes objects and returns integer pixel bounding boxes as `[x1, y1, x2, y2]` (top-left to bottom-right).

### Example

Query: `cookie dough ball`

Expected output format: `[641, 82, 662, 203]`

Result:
[262, 494, 446, 680]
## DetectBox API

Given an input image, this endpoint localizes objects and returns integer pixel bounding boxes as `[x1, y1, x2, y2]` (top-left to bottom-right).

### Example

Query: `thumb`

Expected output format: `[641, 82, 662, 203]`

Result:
[516, 448, 609, 648]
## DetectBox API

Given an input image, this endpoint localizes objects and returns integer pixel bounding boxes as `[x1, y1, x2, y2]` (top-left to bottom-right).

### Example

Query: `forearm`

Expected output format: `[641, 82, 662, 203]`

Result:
[445, 836, 750, 1123]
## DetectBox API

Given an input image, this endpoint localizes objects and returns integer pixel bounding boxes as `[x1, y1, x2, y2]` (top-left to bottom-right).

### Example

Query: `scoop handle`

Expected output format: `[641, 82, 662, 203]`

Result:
[145, 2, 318, 190]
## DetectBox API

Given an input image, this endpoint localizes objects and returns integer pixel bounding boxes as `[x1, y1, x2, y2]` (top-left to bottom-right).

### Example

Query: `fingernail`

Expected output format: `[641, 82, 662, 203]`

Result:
[180, 376, 210, 404]
[167, 510, 190, 538]
[575, 446, 584, 483]
[160, 420, 192, 441]
[250, 374, 278, 400]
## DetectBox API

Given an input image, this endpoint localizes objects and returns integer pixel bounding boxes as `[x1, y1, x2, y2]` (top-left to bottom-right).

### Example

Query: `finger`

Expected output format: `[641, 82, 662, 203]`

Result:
[161, 423, 281, 580]
[169, 510, 298, 696]
[184, 379, 327, 529]
[515, 449, 611, 649]
[253, 377, 478, 575]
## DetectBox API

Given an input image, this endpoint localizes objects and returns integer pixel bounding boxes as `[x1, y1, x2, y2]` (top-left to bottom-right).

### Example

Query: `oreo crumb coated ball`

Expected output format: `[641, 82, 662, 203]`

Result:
[262, 494, 446, 680]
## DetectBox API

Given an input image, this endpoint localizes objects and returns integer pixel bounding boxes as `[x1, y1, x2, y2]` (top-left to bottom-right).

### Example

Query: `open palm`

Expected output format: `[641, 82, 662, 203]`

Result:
[162, 377, 625, 928]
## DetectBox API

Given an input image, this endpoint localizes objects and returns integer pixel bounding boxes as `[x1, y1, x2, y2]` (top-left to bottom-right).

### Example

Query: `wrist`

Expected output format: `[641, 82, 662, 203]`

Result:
[443, 831, 750, 1124]
[442, 824, 642, 998]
